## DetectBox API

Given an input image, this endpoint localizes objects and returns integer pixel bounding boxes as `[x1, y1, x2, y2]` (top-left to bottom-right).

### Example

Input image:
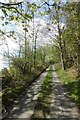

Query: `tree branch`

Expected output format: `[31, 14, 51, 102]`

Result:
[41, 0, 54, 6]
[0, 5, 29, 20]
[0, 29, 11, 38]
[0, 2, 22, 6]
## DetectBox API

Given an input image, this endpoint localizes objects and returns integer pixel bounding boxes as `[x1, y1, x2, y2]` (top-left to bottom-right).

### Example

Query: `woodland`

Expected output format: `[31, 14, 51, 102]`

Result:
[0, 0, 80, 117]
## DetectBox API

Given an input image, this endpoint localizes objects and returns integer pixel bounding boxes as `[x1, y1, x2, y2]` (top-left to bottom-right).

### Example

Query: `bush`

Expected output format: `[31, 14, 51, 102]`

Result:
[2, 68, 14, 89]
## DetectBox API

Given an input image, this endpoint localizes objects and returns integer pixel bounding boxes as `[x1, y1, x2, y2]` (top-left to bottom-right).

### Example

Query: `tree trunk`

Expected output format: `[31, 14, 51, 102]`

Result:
[24, 22, 27, 74]
[60, 45, 66, 70]
[56, 5, 66, 70]
[32, 12, 35, 68]
[77, 2, 80, 78]
[57, 20, 65, 70]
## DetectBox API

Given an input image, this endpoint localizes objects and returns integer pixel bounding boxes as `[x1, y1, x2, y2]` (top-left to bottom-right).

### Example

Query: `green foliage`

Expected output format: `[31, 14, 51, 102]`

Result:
[1, 16, 4, 21]
[23, 28, 28, 32]
[11, 58, 24, 72]
[1, 68, 14, 89]
[2, 8, 7, 16]
[24, 13, 32, 19]
[5, 21, 8, 25]
[37, 4, 41, 8]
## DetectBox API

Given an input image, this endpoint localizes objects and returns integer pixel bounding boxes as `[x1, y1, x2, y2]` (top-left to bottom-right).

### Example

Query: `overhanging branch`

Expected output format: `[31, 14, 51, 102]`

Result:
[0, 2, 22, 6]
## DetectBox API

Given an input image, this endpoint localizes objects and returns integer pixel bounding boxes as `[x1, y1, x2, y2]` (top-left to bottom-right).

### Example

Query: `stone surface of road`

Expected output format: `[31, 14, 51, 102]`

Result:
[5, 67, 49, 119]
[48, 65, 79, 119]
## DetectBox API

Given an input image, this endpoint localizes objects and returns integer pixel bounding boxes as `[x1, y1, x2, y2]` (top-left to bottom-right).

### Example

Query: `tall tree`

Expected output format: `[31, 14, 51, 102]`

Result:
[77, 1, 80, 78]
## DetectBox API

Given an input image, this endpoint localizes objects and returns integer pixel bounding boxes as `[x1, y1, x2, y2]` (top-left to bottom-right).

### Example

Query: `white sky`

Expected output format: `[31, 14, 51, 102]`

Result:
[0, 0, 66, 70]
[0, 17, 58, 70]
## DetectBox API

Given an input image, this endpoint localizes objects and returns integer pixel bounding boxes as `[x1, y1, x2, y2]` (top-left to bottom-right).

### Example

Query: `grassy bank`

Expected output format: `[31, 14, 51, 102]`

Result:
[2, 65, 49, 116]
[32, 65, 53, 118]
[54, 63, 79, 107]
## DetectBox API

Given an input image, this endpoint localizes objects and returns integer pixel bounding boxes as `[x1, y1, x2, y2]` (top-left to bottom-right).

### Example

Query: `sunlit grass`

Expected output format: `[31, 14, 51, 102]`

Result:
[54, 63, 79, 107]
